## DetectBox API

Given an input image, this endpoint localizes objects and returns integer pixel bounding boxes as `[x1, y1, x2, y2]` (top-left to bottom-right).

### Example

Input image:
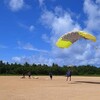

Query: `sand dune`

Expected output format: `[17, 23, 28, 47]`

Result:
[0, 76, 100, 100]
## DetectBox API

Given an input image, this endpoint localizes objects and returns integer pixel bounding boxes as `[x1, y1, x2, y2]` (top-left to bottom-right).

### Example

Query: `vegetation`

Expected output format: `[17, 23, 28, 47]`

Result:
[0, 60, 100, 76]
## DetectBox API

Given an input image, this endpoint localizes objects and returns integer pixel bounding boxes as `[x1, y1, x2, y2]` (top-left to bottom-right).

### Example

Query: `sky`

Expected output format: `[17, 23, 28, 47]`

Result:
[0, 0, 100, 67]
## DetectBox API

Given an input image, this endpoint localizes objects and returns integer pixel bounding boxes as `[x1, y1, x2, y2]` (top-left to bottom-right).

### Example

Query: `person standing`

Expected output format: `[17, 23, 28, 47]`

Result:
[21, 70, 26, 78]
[28, 71, 31, 78]
[49, 72, 53, 80]
[66, 70, 72, 81]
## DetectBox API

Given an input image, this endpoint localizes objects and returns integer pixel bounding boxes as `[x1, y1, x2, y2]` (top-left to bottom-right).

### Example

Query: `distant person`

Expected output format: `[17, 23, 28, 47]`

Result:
[49, 72, 53, 80]
[21, 71, 26, 78]
[28, 71, 31, 78]
[66, 70, 72, 81]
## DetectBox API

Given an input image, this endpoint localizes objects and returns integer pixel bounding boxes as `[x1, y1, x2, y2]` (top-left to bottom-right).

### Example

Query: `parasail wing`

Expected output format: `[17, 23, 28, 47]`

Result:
[56, 32, 81, 48]
[78, 31, 96, 42]
[56, 31, 96, 48]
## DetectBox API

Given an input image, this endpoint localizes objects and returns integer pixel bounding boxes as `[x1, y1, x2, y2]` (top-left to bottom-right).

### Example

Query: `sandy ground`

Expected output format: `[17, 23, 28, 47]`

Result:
[0, 76, 100, 100]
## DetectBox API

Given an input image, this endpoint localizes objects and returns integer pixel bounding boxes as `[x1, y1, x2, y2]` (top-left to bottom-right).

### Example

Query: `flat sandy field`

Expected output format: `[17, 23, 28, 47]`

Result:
[0, 76, 100, 100]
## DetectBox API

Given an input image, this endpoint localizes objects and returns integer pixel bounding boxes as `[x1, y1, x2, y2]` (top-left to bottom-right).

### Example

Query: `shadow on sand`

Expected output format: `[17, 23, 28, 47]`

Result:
[72, 81, 100, 84]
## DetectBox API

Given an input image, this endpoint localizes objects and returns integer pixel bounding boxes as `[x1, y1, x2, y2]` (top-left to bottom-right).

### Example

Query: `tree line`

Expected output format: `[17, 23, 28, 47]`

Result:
[0, 60, 100, 76]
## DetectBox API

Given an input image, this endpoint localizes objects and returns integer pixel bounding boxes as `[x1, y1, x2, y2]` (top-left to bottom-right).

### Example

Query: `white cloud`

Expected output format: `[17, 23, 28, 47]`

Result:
[42, 34, 50, 43]
[19, 23, 34, 32]
[38, 0, 45, 7]
[41, 8, 81, 38]
[5, 0, 30, 11]
[8, 0, 24, 11]
[96, 0, 100, 4]
[12, 56, 33, 64]
[84, 0, 100, 32]
[40, 7, 87, 66]
[81, 0, 100, 66]
[40, 5, 100, 66]
[12, 57, 21, 62]
[17, 41, 48, 53]
[12, 55, 54, 65]
[29, 25, 34, 32]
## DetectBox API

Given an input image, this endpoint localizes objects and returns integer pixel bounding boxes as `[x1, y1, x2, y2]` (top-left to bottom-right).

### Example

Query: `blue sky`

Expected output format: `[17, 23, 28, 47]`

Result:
[0, 0, 100, 66]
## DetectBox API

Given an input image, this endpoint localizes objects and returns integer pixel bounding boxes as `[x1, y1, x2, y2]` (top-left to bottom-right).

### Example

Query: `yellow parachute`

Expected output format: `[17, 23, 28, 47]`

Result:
[56, 31, 96, 48]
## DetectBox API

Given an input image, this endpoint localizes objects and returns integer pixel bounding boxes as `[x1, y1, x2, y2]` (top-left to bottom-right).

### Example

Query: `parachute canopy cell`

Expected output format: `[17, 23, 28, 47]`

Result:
[56, 31, 96, 48]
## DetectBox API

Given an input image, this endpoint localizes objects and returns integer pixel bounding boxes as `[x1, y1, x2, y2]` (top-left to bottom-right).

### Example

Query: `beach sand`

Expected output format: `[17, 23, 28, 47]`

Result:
[0, 76, 100, 100]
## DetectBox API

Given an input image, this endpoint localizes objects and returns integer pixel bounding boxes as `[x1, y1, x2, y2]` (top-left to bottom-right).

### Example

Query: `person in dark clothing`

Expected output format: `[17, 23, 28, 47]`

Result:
[21, 70, 26, 78]
[49, 72, 53, 80]
[28, 71, 31, 78]
[66, 70, 72, 81]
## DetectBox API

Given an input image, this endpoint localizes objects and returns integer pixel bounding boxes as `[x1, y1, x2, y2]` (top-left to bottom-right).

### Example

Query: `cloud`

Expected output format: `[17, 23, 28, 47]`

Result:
[5, 0, 30, 12]
[40, 5, 100, 66]
[12, 56, 33, 64]
[19, 23, 34, 32]
[40, 7, 85, 66]
[29, 25, 34, 32]
[12, 57, 21, 62]
[38, 0, 45, 7]
[17, 41, 48, 53]
[12, 55, 54, 65]
[8, 0, 24, 11]
[41, 8, 81, 38]
[41, 8, 81, 45]
[96, 0, 100, 4]
[42, 34, 50, 43]
[84, 0, 100, 32]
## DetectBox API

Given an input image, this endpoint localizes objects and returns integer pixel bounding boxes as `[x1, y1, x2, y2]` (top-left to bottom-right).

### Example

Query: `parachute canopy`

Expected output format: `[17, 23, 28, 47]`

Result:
[56, 31, 96, 48]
